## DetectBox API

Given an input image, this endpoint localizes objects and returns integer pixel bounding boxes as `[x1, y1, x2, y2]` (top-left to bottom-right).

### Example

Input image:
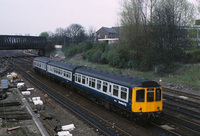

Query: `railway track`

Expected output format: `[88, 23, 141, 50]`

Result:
[11, 56, 200, 136]
[163, 87, 200, 102]
[13, 59, 134, 136]
[145, 109, 200, 136]
[0, 57, 15, 77]
[162, 113, 200, 134]
[155, 88, 200, 135]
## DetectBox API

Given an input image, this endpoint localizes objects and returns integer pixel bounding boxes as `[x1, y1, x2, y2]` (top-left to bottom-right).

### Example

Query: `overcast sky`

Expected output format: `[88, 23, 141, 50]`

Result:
[0, 0, 198, 36]
[0, 0, 121, 36]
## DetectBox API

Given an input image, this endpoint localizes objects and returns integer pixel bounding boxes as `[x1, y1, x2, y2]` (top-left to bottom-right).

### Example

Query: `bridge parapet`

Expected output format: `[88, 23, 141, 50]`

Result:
[0, 35, 47, 50]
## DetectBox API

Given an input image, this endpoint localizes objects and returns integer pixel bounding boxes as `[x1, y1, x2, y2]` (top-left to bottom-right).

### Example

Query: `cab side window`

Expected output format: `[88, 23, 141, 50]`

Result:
[136, 89, 145, 102]
[155, 89, 161, 101]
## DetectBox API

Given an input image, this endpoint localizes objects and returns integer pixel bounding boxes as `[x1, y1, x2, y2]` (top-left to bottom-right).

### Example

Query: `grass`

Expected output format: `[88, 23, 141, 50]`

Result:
[66, 56, 200, 90]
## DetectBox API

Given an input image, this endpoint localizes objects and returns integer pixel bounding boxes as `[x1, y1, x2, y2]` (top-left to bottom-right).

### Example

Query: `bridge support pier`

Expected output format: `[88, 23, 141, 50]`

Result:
[38, 49, 45, 56]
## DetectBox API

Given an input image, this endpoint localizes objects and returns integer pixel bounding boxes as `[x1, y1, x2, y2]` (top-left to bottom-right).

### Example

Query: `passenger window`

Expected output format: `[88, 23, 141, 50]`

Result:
[82, 76, 86, 84]
[92, 78, 96, 88]
[64, 72, 67, 78]
[68, 72, 71, 78]
[121, 87, 127, 100]
[59, 69, 62, 75]
[147, 92, 154, 102]
[156, 89, 161, 101]
[109, 85, 112, 93]
[75, 74, 78, 82]
[136, 89, 145, 102]
[97, 80, 101, 90]
[89, 78, 92, 87]
[103, 82, 108, 92]
[86, 77, 88, 85]
[113, 85, 119, 97]
[78, 74, 81, 83]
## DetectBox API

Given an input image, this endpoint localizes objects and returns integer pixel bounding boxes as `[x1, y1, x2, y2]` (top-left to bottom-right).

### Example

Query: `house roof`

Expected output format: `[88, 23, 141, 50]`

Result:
[96, 27, 118, 34]
[103, 27, 117, 33]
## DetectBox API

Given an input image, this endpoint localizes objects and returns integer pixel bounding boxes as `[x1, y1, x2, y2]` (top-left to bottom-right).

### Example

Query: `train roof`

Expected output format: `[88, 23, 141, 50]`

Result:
[47, 60, 79, 71]
[76, 67, 160, 88]
[34, 57, 79, 71]
[34, 57, 51, 63]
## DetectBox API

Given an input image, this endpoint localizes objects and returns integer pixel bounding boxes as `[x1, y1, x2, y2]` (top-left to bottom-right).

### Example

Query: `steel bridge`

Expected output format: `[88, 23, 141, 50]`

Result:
[0, 35, 47, 55]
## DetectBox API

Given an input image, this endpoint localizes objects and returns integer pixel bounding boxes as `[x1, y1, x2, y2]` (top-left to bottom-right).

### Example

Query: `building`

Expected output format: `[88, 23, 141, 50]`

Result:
[96, 27, 120, 44]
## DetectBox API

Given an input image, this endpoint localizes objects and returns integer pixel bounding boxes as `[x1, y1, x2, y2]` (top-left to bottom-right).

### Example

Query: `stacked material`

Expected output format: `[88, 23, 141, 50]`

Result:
[32, 97, 43, 105]
[27, 88, 34, 91]
[17, 83, 25, 88]
[57, 124, 75, 136]
[62, 124, 75, 131]
[21, 91, 31, 95]
[57, 131, 72, 136]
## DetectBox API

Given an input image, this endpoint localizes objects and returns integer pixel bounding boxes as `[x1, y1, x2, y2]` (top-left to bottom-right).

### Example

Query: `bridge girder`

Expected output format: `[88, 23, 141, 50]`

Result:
[0, 35, 47, 50]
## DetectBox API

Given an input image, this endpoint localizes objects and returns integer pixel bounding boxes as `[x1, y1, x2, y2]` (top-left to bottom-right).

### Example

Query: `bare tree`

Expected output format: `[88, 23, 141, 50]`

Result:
[66, 24, 86, 44]
[119, 0, 196, 70]
[87, 26, 96, 42]
[151, 0, 195, 64]
[120, 0, 154, 70]
[54, 27, 68, 45]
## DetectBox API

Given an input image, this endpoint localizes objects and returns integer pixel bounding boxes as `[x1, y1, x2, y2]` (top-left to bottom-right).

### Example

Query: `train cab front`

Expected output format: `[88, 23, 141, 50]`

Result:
[132, 87, 163, 120]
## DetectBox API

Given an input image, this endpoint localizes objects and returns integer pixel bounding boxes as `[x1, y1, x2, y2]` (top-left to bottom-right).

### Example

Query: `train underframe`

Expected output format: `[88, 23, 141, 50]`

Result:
[75, 87, 163, 124]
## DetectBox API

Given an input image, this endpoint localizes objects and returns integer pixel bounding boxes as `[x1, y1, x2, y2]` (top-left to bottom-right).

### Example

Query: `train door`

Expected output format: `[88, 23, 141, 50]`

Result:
[108, 84, 112, 95]
[132, 88, 145, 112]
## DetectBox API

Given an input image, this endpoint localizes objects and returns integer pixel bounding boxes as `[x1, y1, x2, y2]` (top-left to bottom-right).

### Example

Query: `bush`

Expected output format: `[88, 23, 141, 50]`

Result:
[107, 49, 128, 68]
[83, 50, 93, 61]
[64, 44, 79, 57]
[156, 62, 183, 74]
[92, 50, 103, 63]
[82, 42, 109, 62]
[186, 49, 200, 63]
[82, 42, 93, 52]
[127, 60, 140, 70]
[100, 52, 108, 64]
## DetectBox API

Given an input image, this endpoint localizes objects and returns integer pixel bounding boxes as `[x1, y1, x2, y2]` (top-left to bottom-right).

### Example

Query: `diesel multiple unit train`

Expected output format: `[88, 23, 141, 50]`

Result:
[33, 57, 163, 121]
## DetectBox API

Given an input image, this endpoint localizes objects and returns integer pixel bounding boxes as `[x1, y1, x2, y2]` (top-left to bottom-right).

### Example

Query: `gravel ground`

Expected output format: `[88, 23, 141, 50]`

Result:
[0, 69, 101, 136]
[11, 71, 100, 136]
[161, 82, 200, 96]
[0, 88, 41, 136]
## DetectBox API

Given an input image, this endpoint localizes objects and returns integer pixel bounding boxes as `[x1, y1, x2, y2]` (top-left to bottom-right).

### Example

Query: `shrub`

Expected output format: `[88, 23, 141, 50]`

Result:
[107, 49, 128, 68]
[100, 52, 108, 64]
[186, 49, 200, 63]
[64, 44, 79, 57]
[82, 42, 93, 52]
[156, 62, 183, 75]
[92, 50, 103, 63]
